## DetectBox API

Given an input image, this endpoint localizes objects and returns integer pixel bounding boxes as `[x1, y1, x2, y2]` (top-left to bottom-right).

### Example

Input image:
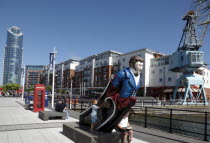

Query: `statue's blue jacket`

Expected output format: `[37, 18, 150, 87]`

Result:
[112, 67, 141, 98]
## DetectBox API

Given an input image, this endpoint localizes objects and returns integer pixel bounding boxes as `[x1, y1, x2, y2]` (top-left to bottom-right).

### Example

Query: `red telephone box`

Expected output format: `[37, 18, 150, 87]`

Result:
[33, 84, 45, 112]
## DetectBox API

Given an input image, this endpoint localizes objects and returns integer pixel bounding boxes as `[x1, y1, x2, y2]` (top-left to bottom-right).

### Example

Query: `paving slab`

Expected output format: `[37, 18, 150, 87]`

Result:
[1, 128, 74, 143]
[7, 130, 23, 143]
[0, 98, 78, 126]
[0, 132, 8, 143]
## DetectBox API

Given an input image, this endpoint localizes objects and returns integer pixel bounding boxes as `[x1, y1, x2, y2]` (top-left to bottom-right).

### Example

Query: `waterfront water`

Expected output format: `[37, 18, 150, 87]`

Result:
[130, 112, 210, 141]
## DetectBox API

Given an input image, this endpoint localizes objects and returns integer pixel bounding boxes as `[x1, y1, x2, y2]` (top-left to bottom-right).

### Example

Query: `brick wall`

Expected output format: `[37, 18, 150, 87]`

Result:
[205, 88, 210, 100]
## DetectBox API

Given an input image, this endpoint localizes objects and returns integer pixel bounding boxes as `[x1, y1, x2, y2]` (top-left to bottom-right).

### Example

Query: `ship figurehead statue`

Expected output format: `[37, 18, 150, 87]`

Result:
[80, 56, 144, 132]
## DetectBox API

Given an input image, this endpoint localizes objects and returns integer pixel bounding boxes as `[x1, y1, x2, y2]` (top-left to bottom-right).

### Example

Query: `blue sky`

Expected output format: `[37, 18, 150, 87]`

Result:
[0, 0, 210, 85]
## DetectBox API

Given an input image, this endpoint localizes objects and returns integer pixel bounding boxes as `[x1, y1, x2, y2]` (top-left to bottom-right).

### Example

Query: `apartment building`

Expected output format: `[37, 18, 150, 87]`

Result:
[73, 50, 122, 95]
[40, 48, 210, 99]
[61, 59, 79, 89]
[40, 67, 50, 86]
[40, 59, 79, 89]
[25, 65, 46, 88]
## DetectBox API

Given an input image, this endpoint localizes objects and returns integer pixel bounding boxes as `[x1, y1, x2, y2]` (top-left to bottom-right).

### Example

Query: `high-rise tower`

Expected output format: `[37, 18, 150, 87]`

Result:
[3, 26, 23, 85]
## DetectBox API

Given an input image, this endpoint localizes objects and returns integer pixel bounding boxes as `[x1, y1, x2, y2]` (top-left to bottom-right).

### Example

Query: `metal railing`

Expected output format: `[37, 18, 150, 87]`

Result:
[48, 96, 210, 141]
[68, 98, 91, 112]
[134, 99, 210, 108]
[48, 97, 92, 112]
[130, 106, 210, 141]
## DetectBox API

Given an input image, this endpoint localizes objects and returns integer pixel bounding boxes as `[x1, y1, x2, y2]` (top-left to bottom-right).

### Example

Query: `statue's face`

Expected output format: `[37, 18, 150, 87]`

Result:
[134, 61, 143, 73]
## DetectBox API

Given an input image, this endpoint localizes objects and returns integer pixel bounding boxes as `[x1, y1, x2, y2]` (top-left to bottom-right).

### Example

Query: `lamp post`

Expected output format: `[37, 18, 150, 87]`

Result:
[83, 82, 85, 97]
[69, 79, 73, 109]
[21, 65, 25, 101]
[51, 47, 57, 108]
[80, 82, 82, 97]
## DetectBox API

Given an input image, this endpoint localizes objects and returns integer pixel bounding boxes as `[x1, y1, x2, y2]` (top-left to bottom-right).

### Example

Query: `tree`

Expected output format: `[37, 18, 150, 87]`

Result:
[2, 85, 8, 92]
[2, 83, 20, 94]
[64, 89, 69, 94]
[25, 85, 34, 92]
[57, 89, 62, 94]
[46, 85, 52, 93]
[9, 83, 20, 91]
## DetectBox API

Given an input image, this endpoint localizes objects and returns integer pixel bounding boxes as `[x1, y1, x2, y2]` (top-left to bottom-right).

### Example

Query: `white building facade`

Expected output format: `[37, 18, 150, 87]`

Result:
[40, 48, 210, 99]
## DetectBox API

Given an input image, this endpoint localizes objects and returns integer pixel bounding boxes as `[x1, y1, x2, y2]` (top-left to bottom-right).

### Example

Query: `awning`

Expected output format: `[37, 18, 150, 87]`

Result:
[178, 88, 200, 92]
[164, 88, 200, 93]
[163, 89, 173, 93]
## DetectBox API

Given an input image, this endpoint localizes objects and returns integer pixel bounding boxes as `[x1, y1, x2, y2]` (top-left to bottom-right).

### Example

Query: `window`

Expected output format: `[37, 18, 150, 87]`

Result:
[152, 70, 155, 74]
[168, 77, 172, 82]
[103, 74, 107, 81]
[103, 67, 107, 73]
[104, 61, 108, 65]
[191, 52, 203, 63]
[159, 69, 163, 73]
[181, 56, 184, 61]
[123, 58, 125, 62]
[159, 78, 163, 82]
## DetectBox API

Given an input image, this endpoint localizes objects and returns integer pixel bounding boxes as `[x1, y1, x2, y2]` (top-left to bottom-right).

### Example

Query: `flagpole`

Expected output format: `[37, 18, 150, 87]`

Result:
[51, 47, 56, 108]
[80, 83, 81, 98]
[21, 65, 25, 101]
[83, 82, 85, 97]
[82, 82, 83, 97]
[70, 79, 73, 109]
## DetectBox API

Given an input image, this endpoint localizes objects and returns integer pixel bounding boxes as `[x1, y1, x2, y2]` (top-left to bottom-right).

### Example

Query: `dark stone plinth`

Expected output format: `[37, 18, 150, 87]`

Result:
[39, 111, 66, 121]
[63, 122, 121, 143]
